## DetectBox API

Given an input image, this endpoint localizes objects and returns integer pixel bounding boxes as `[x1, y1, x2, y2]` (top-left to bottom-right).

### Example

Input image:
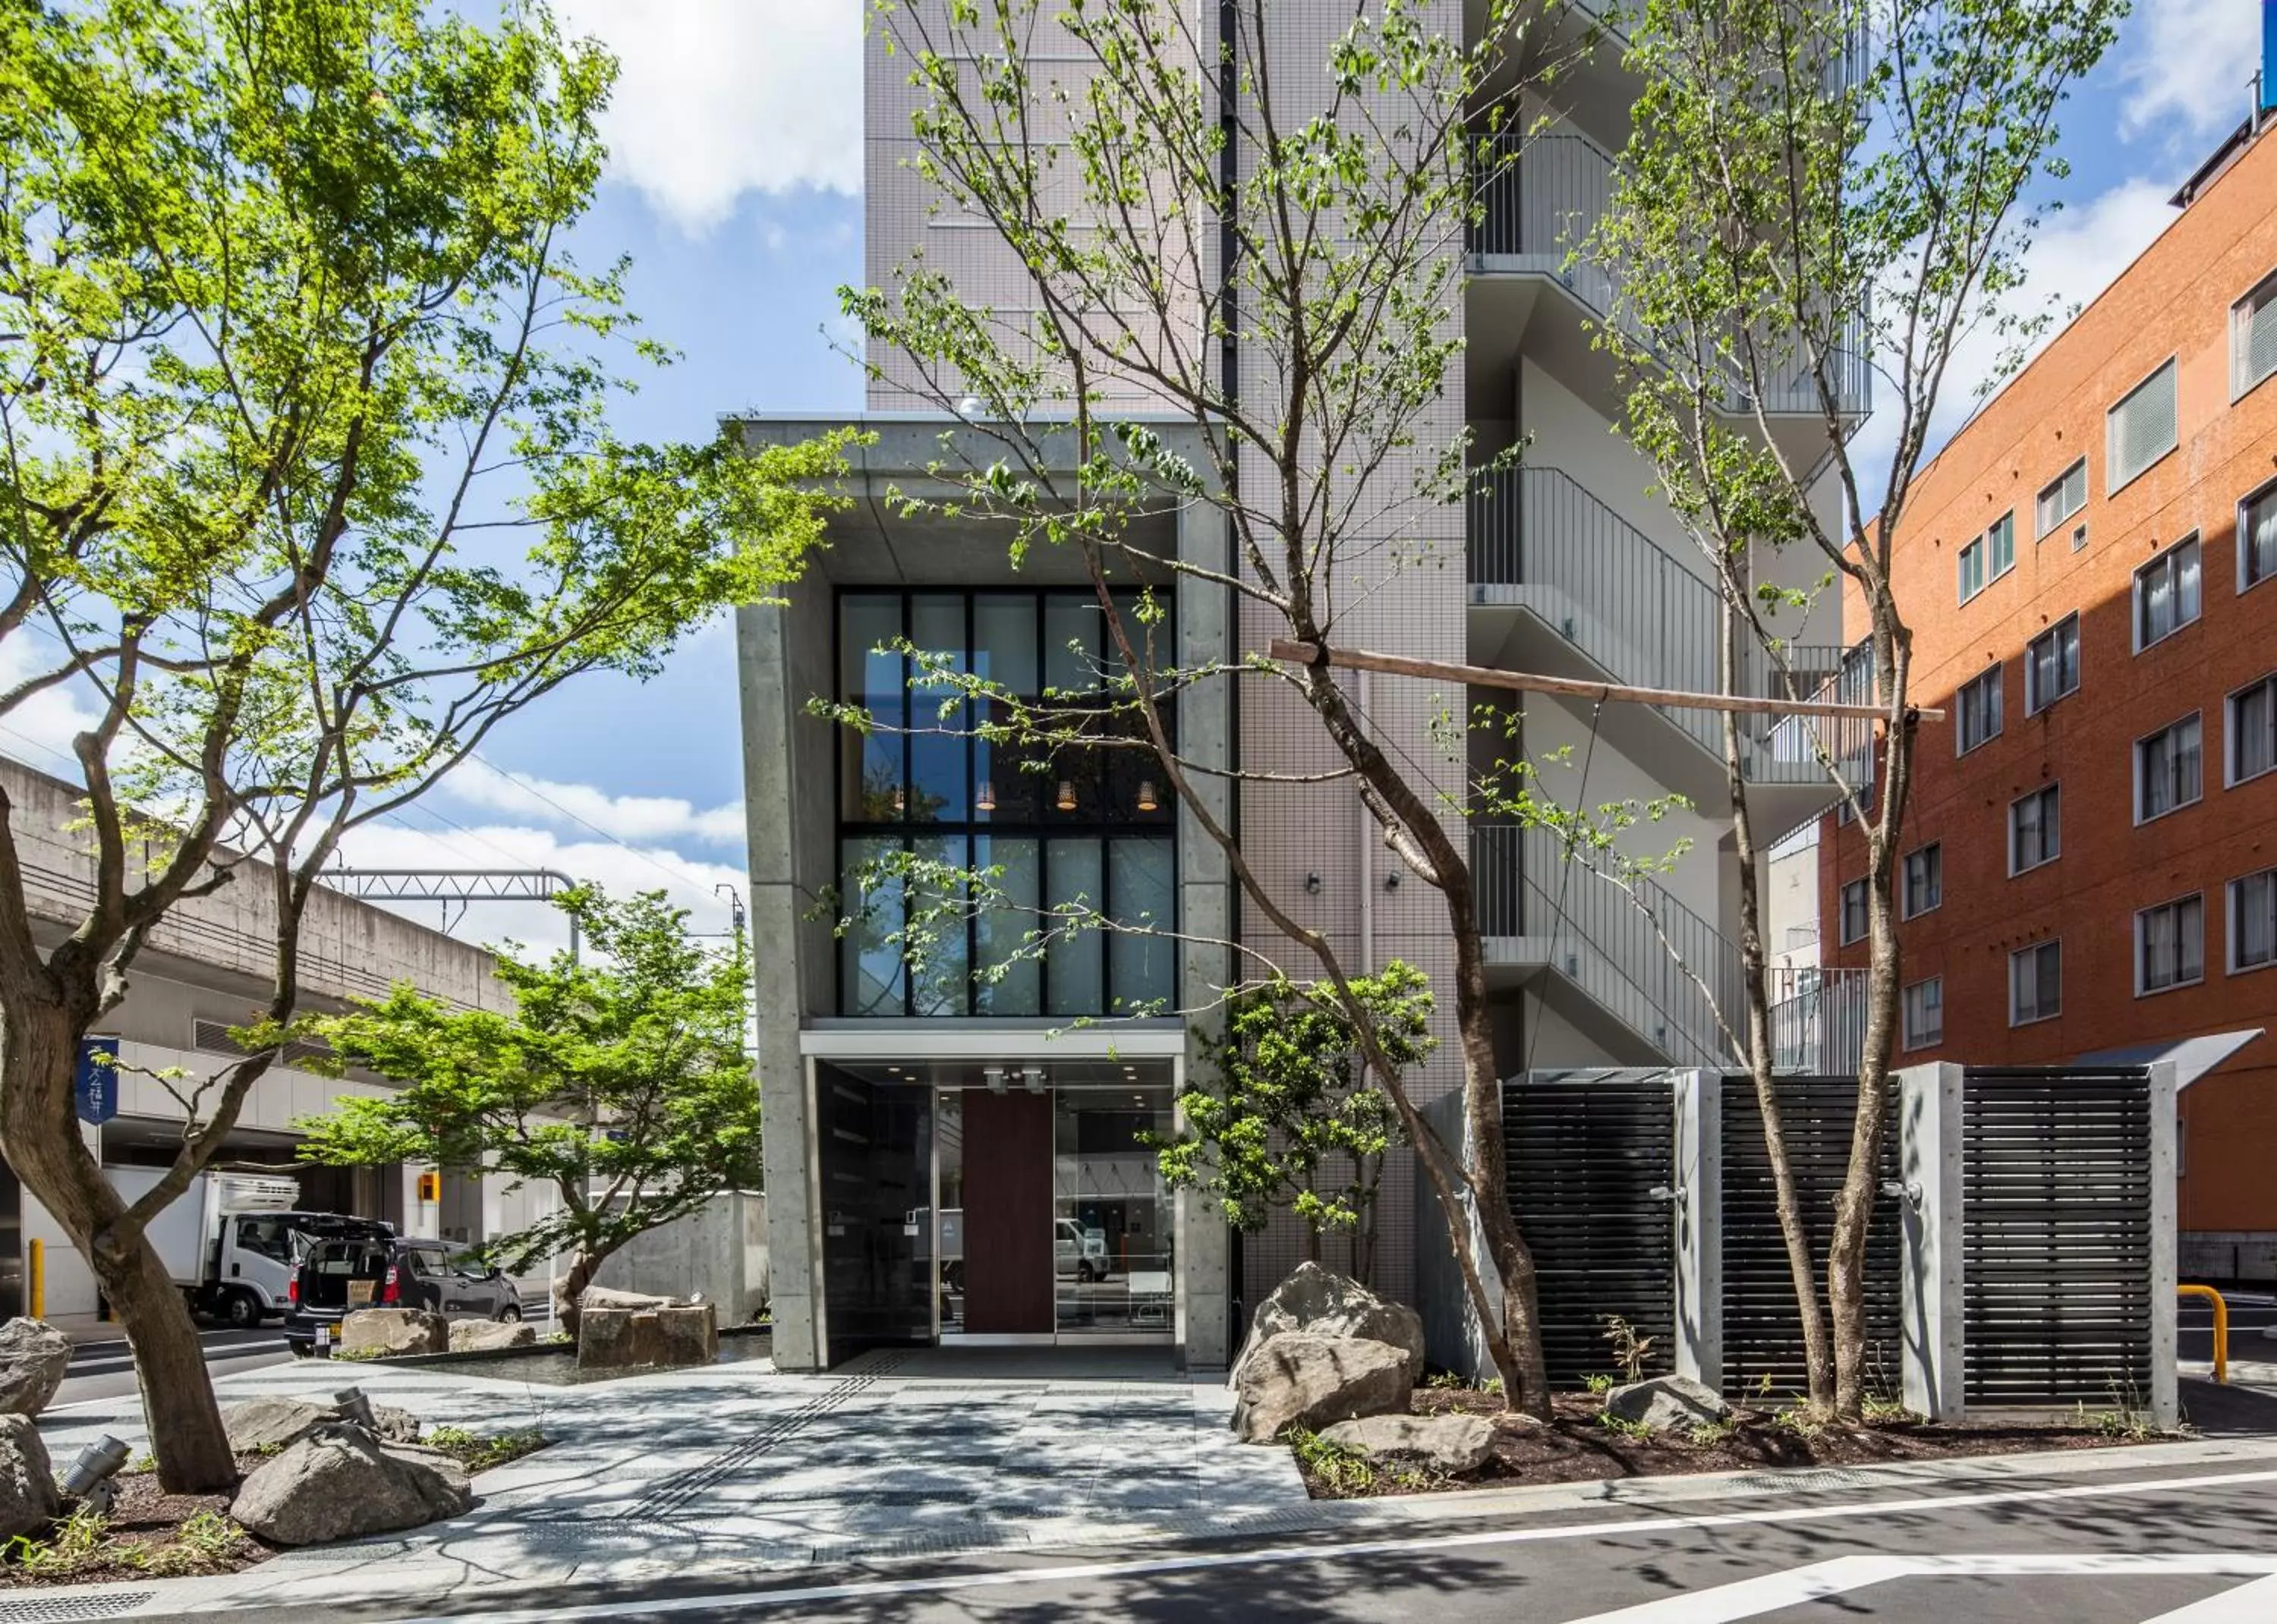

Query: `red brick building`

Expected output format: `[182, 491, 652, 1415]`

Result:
[1822, 116, 2277, 1275]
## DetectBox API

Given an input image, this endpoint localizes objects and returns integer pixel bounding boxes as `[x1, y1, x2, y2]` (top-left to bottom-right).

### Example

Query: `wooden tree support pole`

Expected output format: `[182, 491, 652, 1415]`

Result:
[1267, 639, 1944, 722]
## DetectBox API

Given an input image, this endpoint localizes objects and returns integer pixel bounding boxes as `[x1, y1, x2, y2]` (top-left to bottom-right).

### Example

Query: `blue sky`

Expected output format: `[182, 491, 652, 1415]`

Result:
[12, 0, 2249, 953]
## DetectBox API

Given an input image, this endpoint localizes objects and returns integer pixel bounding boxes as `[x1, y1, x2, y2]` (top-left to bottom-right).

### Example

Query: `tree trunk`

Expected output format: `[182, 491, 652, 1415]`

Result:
[0, 1005, 237, 1493]
[553, 1247, 603, 1339]
[1454, 969, 1552, 1416]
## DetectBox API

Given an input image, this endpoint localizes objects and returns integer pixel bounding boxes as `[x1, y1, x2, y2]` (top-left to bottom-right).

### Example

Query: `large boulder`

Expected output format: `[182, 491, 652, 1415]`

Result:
[0, 1318, 73, 1416]
[0, 1415, 58, 1537]
[578, 1285, 683, 1311]
[449, 1320, 536, 1354]
[578, 1301, 717, 1371]
[1604, 1374, 1731, 1434]
[1230, 1333, 1412, 1443]
[1320, 1412, 1498, 1475]
[223, 1397, 335, 1453]
[1233, 1264, 1425, 1387]
[339, 1308, 448, 1358]
[230, 1424, 471, 1547]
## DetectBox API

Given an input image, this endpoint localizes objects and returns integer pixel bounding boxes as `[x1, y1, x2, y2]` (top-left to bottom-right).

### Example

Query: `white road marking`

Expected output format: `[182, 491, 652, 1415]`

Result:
[396, 1463, 2277, 1622]
[1557, 1554, 2277, 1622]
[2142, 1572, 2277, 1622]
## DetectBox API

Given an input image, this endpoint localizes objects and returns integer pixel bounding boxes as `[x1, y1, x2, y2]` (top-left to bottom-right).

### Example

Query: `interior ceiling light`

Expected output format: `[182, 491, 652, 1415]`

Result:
[975, 779, 997, 812]
[984, 1065, 1007, 1095]
[1056, 779, 1078, 811]
[1022, 1065, 1046, 1094]
[1136, 779, 1159, 813]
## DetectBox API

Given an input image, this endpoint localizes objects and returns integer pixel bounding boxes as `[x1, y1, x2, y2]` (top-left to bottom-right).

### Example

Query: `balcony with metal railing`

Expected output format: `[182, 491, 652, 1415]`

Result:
[1464, 130, 1872, 424]
[1472, 821, 1869, 1075]
[1466, 464, 1865, 826]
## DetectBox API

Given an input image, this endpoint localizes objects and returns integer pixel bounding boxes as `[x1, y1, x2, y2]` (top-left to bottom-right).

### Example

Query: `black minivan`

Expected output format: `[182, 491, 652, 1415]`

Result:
[285, 1234, 528, 1355]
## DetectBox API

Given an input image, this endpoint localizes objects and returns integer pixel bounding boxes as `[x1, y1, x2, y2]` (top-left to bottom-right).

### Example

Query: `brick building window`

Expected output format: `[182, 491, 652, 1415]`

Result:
[2233, 867, 2277, 972]
[2106, 357, 2178, 494]
[2136, 714, 2203, 822]
[1902, 843, 1942, 918]
[2133, 535, 2201, 650]
[1901, 977, 1943, 1050]
[2137, 894, 2205, 994]
[2235, 269, 2277, 398]
[2010, 783, 2060, 873]
[2230, 675, 2277, 785]
[2243, 480, 2277, 593]
[1957, 663, 2002, 754]
[2024, 613, 2080, 713]
[1838, 878, 1869, 946]
[1957, 512, 2014, 603]
[2036, 459, 2086, 539]
[2010, 939, 2062, 1025]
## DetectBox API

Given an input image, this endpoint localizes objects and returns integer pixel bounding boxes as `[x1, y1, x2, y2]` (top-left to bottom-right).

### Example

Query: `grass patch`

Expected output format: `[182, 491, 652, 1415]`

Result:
[1595, 1412, 1654, 1442]
[424, 1426, 548, 1473]
[1283, 1427, 1376, 1494]
[2, 1507, 254, 1582]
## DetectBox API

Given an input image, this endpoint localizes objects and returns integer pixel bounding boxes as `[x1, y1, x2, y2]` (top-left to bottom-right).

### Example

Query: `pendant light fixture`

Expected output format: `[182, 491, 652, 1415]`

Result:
[1056, 779, 1078, 811]
[891, 785, 905, 815]
[1135, 779, 1159, 813]
[975, 779, 997, 813]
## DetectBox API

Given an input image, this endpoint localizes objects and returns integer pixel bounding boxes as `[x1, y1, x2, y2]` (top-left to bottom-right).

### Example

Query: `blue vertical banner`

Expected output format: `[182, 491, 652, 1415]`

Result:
[74, 1037, 119, 1126]
[2266, 0, 2277, 111]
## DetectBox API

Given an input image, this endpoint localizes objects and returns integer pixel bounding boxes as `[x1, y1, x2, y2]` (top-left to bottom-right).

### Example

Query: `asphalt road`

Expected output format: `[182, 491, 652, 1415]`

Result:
[49, 1324, 292, 1409]
[279, 1452, 2277, 1624]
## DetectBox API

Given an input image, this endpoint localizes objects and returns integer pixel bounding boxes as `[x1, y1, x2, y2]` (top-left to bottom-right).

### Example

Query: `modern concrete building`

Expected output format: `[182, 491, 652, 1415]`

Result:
[1818, 108, 2277, 1278]
[0, 756, 547, 1320]
[738, 2, 1858, 1371]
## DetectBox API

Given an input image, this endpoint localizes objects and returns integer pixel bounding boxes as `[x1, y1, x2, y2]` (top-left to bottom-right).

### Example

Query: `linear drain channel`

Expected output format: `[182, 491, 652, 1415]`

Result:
[0, 1594, 156, 1623]
[610, 1368, 894, 1521]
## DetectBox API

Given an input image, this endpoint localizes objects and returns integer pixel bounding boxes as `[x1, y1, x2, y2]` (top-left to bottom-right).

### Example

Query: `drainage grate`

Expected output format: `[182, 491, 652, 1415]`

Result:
[0, 1595, 156, 1623]
[613, 1371, 884, 1520]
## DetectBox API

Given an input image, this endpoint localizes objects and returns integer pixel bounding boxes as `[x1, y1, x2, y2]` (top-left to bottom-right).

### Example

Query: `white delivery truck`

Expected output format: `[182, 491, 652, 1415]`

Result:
[102, 1166, 391, 1329]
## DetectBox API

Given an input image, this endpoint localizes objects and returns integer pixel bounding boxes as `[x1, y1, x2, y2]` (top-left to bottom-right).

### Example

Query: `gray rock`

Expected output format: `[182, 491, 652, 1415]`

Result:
[0, 1318, 73, 1416]
[1319, 1412, 1498, 1474]
[578, 1284, 682, 1311]
[1604, 1374, 1731, 1434]
[449, 1320, 536, 1353]
[229, 1424, 471, 1547]
[577, 1301, 717, 1371]
[370, 1405, 421, 1444]
[339, 1308, 448, 1357]
[0, 1415, 58, 1537]
[1230, 1333, 1412, 1444]
[1233, 1264, 1426, 1388]
[223, 1397, 335, 1453]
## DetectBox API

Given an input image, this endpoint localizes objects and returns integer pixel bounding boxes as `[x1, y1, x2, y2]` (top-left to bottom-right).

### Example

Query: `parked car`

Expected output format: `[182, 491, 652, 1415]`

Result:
[1053, 1218, 1109, 1283]
[285, 1234, 524, 1355]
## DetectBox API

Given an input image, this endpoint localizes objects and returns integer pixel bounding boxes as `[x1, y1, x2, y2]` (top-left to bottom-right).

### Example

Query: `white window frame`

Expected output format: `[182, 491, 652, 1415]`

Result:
[2106, 354, 2180, 496]
[2228, 673, 2277, 788]
[1957, 512, 2014, 603]
[2134, 711, 2205, 826]
[2009, 939, 2062, 1027]
[1901, 977, 1943, 1051]
[2009, 782, 2060, 876]
[2036, 458, 2087, 538]
[1957, 535, 1986, 604]
[1838, 878, 1869, 946]
[1957, 663, 2003, 756]
[2135, 892, 2206, 996]
[2132, 533, 2203, 652]
[2233, 266, 2277, 401]
[2241, 476, 2277, 596]
[2231, 867, 2277, 975]
[2024, 612, 2081, 715]
[1902, 842, 1942, 920]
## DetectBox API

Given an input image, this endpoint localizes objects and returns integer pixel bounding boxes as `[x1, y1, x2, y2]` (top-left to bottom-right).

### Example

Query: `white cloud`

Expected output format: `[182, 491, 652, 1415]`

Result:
[552, 0, 862, 234]
[2118, 0, 2263, 144]
[444, 757, 745, 846]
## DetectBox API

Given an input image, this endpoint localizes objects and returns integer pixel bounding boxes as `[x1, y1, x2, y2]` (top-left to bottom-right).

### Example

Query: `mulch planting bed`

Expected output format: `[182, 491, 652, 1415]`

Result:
[0, 1430, 549, 1588]
[1294, 1387, 2133, 1499]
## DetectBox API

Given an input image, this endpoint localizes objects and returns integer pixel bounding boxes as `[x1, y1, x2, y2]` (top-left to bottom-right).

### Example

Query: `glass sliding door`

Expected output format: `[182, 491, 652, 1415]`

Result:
[1053, 1086, 1175, 1338]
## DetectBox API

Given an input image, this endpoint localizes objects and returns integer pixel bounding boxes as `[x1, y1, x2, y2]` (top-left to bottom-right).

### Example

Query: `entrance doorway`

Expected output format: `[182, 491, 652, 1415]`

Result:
[935, 1080, 1174, 1343]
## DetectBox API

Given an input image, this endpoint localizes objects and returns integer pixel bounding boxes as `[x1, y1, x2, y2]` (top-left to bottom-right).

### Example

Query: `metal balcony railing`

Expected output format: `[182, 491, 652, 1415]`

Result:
[1468, 131, 1871, 417]
[1768, 965, 1870, 1075]
[1466, 467, 1866, 783]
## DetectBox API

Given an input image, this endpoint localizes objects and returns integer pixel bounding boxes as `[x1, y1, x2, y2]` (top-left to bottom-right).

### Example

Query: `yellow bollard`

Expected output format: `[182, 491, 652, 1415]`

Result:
[27, 1238, 42, 1320]
[2181, 1283, 2228, 1384]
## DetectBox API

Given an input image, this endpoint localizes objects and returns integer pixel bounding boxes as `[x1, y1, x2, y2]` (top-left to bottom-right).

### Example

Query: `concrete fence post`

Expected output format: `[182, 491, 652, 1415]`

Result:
[2149, 1059, 2179, 1431]
[1898, 1062, 1965, 1420]
[1670, 1069, 1722, 1392]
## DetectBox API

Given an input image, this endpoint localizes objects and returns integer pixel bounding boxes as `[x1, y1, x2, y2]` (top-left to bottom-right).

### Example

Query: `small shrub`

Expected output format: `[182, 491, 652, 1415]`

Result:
[1599, 1315, 1655, 1384]
[1583, 1373, 1614, 1396]
[1424, 1371, 1466, 1390]
[1860, 1393, 1918, 1424]
[424, 1426, 546, 1473]
[1283, 1427, 1377, 1493]
[1596, 1412, 1654, 1442]
[1686, 1418, 1738, 1446]
[1772, 1402, 1826, 1441]
[136, 1512, 250, 1576]
[6, 1507, 119, 1578]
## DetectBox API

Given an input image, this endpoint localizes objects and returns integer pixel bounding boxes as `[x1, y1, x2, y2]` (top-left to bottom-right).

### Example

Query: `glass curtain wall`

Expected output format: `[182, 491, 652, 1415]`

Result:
[837, 589, 1177, 1018]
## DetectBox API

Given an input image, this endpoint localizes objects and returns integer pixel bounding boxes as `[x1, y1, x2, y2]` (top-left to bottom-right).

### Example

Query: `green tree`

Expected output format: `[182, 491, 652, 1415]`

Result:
[300, 887, 761, 1337]
[0, 0, 845, 1490]
[1583, 0, 2124, 1417]
[1154, 963, 1432, 1290]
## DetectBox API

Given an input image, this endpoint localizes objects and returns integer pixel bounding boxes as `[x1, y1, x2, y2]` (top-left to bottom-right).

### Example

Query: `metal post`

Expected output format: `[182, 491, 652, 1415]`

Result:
[27, 1238, 42, 1320]
[1898, 1062, 1965, 1420]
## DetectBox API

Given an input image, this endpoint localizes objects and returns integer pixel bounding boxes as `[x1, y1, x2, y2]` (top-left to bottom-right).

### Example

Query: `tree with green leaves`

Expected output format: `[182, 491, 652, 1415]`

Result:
[1583, 0, 2124, 1418]
[838, 0, 1583, 1414]
[1154, 961, 1432, 1289]
[299, 887, 761, 1338]
[0, 0, 845, 1489]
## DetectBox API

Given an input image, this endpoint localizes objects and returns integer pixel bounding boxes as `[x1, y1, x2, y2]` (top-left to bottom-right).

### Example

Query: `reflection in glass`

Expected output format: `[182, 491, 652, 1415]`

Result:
[974, 836, 1041, 1015]
[1054, 1087, 1175, 1334]
[909, 836, 971, 1016]
[839, 837, 906, 1015]
[1044, 596, 1101, 693]
[840, 596, 905, 821]
[1045, 839, 1104, 1015]
[973, 594, 1039, 695]
[1108, 836, 1175, 1012]
[908, 596, 968, 823]
[934, 1089, 965, 1333]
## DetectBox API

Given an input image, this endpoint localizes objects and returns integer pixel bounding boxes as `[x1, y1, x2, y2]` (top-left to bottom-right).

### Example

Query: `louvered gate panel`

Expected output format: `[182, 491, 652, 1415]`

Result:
[1963, 1069, 2154, 1408]
[1506, 1071, 1675, 1386]
[1721, 1075, 1902, 1399]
